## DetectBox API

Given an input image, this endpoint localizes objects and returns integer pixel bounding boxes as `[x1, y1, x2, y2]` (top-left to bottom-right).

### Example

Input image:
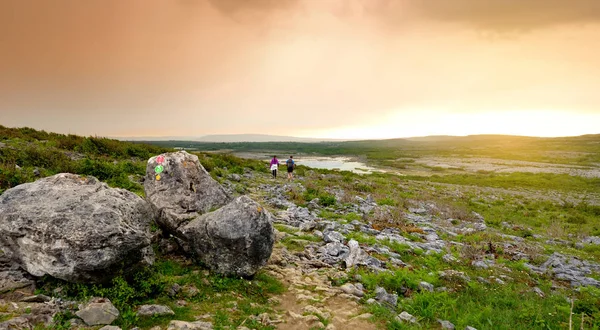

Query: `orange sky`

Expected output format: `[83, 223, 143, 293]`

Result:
[1, 0, 599, 139]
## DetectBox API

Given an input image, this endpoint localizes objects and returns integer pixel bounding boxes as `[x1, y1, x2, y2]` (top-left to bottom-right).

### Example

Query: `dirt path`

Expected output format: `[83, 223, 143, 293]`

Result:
[265, 247, 376, 330]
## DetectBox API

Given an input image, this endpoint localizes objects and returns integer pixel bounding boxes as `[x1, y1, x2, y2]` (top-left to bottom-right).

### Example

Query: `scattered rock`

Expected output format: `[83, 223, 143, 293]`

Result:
[419, 281, 434, 292]
[167, 283, 181, 297]
[0, 174, 153, 283]
[374, 287, 398, 308]
[438, 319, 455, 329]
[439, 270, 471, 283]
[276, 205, 316, 227]
[20, 294, 51, 303]
[340, 283, 364, 297]
[0, 316, 32, 329]
[582, 236, 600, 245]
[323, 231, 345, 244]
[443, 254, 457, 263]
[137, 304, 175, 317]
[471, 259, 494, 269]
[76, 297, 119, 326]
[167, 320, 214, 330]
[532, 287, 545, 297]
[99, 326, 122, 330]
[396, 311, 417, 323]
[525, 253, 600, 288]
[227, 174, 242, 182]
[342, 239, 383, 270]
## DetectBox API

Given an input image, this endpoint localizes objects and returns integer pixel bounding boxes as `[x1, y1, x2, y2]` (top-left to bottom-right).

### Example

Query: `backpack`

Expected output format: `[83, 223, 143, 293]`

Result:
[286, 158, 294, 168]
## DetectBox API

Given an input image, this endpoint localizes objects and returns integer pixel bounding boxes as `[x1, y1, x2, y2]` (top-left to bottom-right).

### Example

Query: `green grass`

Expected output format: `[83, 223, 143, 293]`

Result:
[4, 125, 600, 330]
[349, 257, 600, 330]
[34, 256, 285, 330]
[405, 172, 600, 194]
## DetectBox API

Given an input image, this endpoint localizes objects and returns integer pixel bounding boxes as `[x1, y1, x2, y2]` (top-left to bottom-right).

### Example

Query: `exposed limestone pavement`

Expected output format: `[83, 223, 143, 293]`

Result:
[1, 150, 600, 329]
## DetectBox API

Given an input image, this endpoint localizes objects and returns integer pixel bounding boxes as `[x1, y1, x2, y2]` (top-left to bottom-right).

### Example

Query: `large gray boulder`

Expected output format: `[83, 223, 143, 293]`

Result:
[0, 173, 154, 283]
[144, 151, 231, 234]
[181, 196, 274, 277]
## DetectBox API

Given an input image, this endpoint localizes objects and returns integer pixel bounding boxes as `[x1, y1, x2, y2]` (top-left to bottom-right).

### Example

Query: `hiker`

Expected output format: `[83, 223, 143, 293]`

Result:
[286, 155, 296, 180]
[270, 155, 280, 178]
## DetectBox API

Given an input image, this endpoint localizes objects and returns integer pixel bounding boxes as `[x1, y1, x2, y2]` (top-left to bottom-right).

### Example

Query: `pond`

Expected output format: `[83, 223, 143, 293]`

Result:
[294, 157, 381, 174]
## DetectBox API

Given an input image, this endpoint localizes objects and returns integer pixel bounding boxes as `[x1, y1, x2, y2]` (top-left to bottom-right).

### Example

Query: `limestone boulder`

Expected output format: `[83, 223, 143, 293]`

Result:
[0, 174, 154, 283]
[181, 196, 274, 277]
[144, 151, 231, 234]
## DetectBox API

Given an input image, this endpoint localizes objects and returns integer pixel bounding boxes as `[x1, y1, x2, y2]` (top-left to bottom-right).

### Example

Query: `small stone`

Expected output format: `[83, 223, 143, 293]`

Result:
[340, 283, 364, 297]
[438, 319, 455, 329]
[396, 311, 417, 323]
[99, 326, 122, 330]
[137, 304, 175, 317]
[374, 287, 398, 308]
[76, 297, 120, 326]
[532, 287, 545, 297]
[323, 231, 345, 244]
[419, 281, 434, 292]
[471, 260, 489, 269]
[167, 320, 214, 330]
[227, 174, 242, 182]
[183, 285, 199, 297]
[20, 294, 51, 303]
[167, 283, 181, 297]
[442, 254, 457, 263]
[465, 326, 478, 330]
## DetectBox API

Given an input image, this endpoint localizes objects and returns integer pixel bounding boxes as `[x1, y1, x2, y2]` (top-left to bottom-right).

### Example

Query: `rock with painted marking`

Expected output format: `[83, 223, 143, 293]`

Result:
[144, 151, 231, 234]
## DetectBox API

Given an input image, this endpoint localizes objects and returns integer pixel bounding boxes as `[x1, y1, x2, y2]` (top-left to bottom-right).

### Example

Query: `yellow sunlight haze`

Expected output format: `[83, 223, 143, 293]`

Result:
[306, 110, 600, 140]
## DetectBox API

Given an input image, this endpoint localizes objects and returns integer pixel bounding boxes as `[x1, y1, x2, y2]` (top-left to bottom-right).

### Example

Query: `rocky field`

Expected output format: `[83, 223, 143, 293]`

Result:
[1, 127, 600, 330]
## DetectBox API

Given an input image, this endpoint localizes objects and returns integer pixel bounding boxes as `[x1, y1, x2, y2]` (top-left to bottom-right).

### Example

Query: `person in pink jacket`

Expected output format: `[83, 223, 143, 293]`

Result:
[270, 156, 280, 179]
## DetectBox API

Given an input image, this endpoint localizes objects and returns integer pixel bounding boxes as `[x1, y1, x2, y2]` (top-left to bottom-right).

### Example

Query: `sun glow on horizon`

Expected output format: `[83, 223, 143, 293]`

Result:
[299, 110, 600, 140]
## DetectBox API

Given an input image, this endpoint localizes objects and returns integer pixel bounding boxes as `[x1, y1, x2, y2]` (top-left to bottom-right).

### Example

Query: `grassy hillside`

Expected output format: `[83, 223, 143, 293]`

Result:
[0, 125, 170, 195]
[2, 125, 600, 329]
[139, 133, 600, 166]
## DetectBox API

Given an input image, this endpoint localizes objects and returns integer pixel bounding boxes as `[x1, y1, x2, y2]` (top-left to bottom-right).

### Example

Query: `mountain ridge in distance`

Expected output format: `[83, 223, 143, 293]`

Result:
[115, 134, 347, 142]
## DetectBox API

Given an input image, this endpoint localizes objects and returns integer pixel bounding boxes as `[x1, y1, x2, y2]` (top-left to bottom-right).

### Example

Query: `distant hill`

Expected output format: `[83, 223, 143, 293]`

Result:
[193, 134, 344, 143]
[117, 134, 345, 143]
[403, 134, 541, 142]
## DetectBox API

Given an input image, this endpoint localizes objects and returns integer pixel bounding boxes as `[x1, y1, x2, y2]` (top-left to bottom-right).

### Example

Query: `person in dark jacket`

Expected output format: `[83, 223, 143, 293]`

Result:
[286, 155, 296, 180]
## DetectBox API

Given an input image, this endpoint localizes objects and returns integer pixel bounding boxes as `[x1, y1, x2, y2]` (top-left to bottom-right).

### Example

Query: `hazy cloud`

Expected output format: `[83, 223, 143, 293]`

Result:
[0, 0, 599, 138]
[207, 0, 600, 31]
[411, 0, 600, 31]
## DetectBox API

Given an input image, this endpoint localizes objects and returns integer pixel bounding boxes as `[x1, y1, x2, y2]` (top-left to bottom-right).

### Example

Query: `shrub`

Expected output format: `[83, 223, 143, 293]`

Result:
[319, 194, 336, 207]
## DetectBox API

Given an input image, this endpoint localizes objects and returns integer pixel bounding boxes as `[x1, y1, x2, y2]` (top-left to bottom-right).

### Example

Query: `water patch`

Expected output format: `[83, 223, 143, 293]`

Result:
[295, 157, 380, 174]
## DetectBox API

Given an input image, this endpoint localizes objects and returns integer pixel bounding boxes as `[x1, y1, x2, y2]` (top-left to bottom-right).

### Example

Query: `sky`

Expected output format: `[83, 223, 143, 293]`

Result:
[1, 0, 600, 140]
